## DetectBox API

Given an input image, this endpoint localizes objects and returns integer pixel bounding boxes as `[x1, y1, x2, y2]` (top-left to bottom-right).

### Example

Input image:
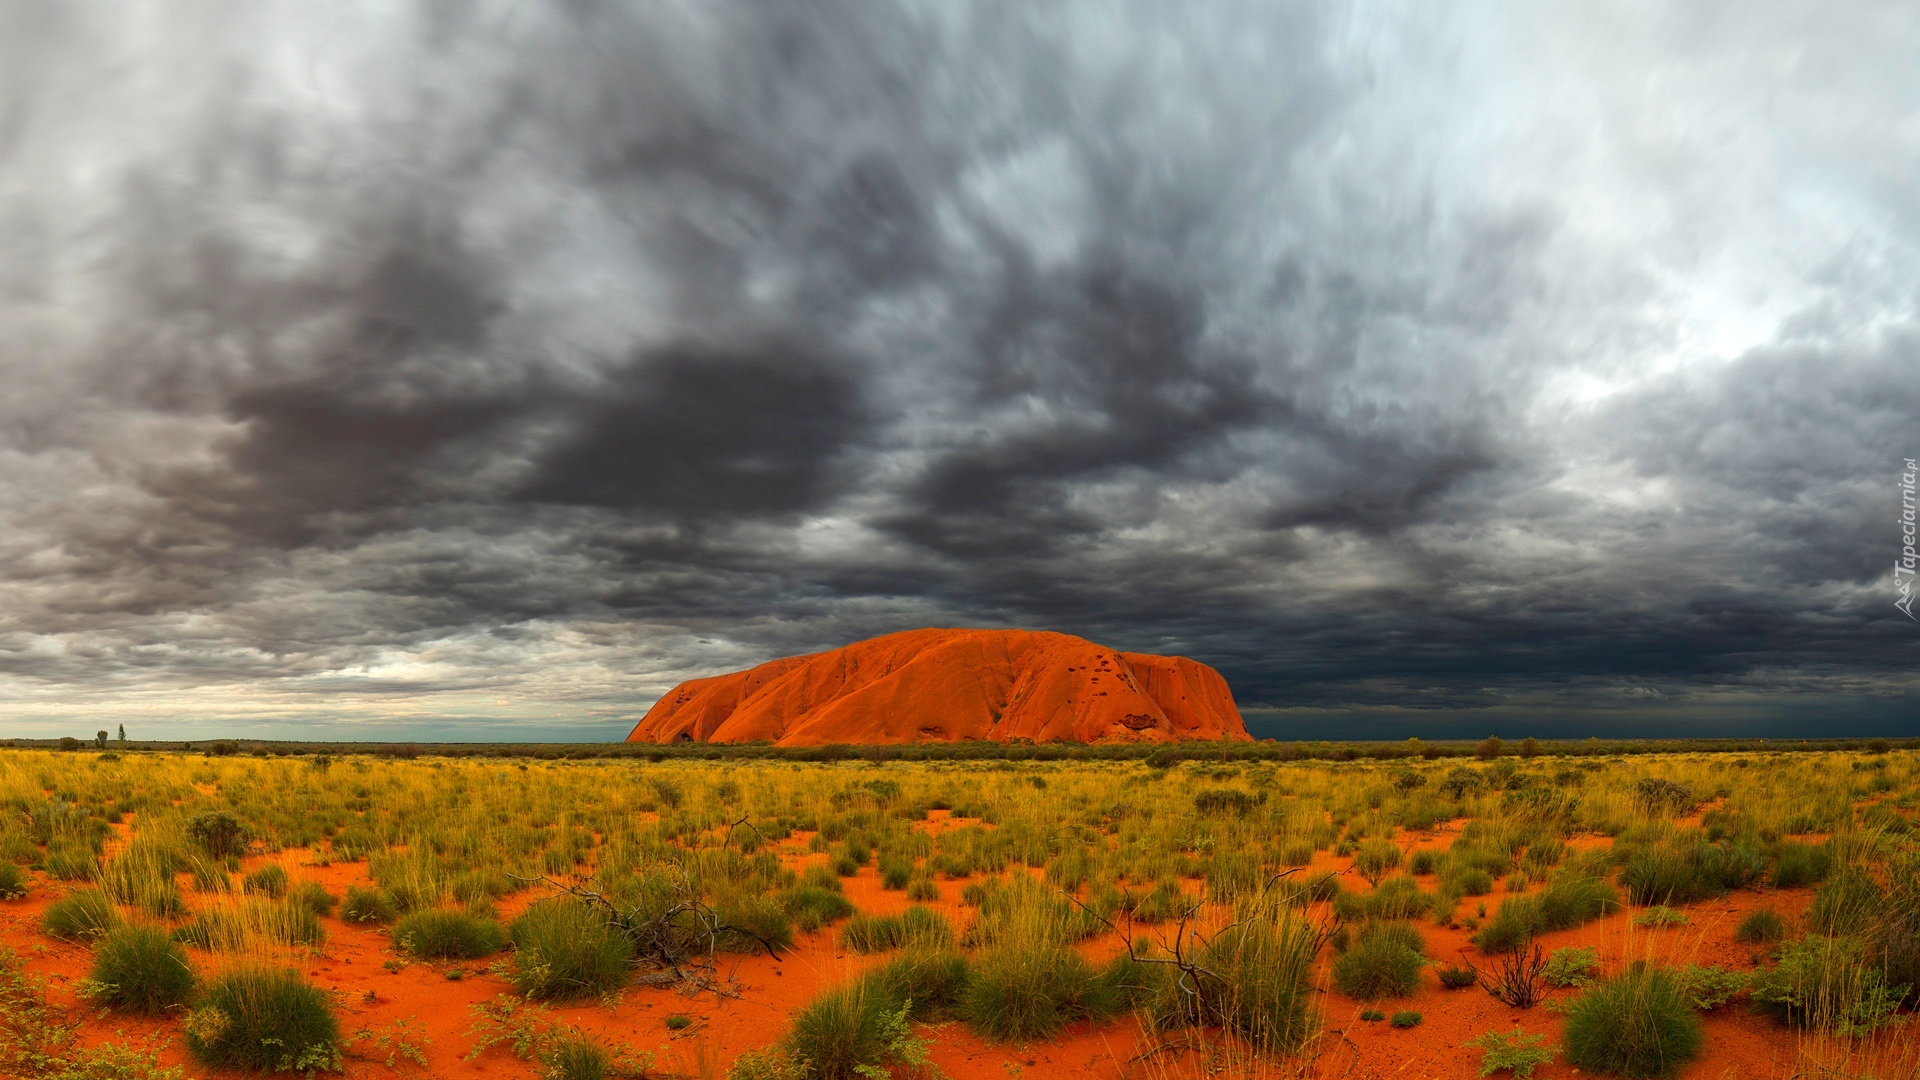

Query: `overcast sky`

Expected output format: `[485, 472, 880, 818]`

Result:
[1, 1, 1916, 741]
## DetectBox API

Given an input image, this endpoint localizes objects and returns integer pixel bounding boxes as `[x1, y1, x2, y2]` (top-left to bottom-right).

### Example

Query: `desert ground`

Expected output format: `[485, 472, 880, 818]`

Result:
[0, 745, 1914, 1079]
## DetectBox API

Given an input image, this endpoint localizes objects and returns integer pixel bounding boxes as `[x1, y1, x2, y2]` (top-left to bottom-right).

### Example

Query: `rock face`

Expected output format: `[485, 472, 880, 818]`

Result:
[625, 628, 1250, 746]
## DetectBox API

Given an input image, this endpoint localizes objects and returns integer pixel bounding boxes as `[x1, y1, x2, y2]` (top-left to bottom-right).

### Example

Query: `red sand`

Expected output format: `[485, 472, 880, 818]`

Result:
[625, 628, 1250, 746]
[5, 807, 1904, 1080]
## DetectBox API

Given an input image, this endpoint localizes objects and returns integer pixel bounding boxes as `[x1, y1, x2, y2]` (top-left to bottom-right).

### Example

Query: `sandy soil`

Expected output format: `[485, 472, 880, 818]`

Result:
[2, 808, 1909, 1080]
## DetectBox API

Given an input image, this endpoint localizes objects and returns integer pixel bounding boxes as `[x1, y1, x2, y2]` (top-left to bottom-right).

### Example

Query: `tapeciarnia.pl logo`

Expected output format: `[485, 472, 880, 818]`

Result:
[1900, 457, 1918, 620]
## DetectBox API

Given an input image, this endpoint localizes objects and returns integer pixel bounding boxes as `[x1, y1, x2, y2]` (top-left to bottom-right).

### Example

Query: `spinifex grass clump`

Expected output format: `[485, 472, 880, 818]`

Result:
[342, 885, 398, 924]
[865, 946, 973, 1019]
[1806, 867, 1880, 936]
[290, 880, 336, 918]
[1333, 874, 1431, 922]
[1748, 935, 1902, 1035]
[510, 898, 636, 1001]
[1562, 965, 1703, 1078]
[1771, 840, 1835, 888]
[1874, 852, 1920, 1006]
[772, 982, 929, 1080]
[184, 966, 341, 1073]
[782, 885, 855, 933]
[0, 862, 24, 900]
[173, 896, 323, 950]
[713, 893, 794, 955]
[1140, 904, 1325, 1057]
[960, 907, 1108, 1041]
[242, 863, 288, 898]
[1735, 908, 1786, 943]
[1352, 839, 1403, 885]
[85, 924, 196, 1013]
[1332, 921, 1425, 1000]
[98, 842, 185, 918]
[1473, 875, 1618, 952]
[42, 889, 119, 941]
[393, 908, 508, 959]
[840, 906, 952, 954]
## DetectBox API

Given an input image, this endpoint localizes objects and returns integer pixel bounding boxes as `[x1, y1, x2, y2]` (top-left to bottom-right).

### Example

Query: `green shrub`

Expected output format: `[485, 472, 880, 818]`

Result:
[290, 880, 336, 918]
[1332, 875, 1431, 922]
[962, 936, 1100, 1041]
[1694, 842, 1766, 891]
[905, 875, 940, 902]
[393, 909, 507, 959]
[342, 885, 397, 924]
[0, 862, 25, 900]
[172, 898, 323, 950]
[1734, 908, 1785, 943]
[1806, 867, 1879, 936]
[799, 865, 842, 892]
[544, 1035, 610, 1080]
[185, 811, 248, 859]
[841, 913, 905, 954]
[1473, 876, 1617, 954]
[878, 859, 912, 891]
[1749, 935, 1902, 1035]
[1438, 964, 1478, 989]
[1541, 946, 1600, 988]
[1358, 1008, 1385, 1021]
[1536, 875, 1620, 929]
[1632, 905, 1688, 927]
[183, 966, 341, 1072]
[838, 904, 949, 956]
[1621, 849, 1708, 906]
[41, 842, 97, 882]
[242, 864, 288, 898]
[1875, 852, 1920, 1006]
[508, 899, 636, 1000]
[1331, 922, 1424, 1001]
[786, 983, 922, 1080]
[865, 946, 972, 1019]
[1562, 966, 1703, 1078]
[783, 886, 855, 933]
[85, 924, 196, 1013]
[1630, 778, 1696, 815]
[1672, 965, 1745, 1011]
[1151, 913, 1324, 1056]
[1390, 1010, 1422, 1028]
[716, 893, 794, 955]
[1087, 951, 1162, 1015]
[43, 890, 120, 941]
[1465, 1027, 1554, 1078]
[1353, 840, 1402, 884]
[1771, 841, 1835, 888]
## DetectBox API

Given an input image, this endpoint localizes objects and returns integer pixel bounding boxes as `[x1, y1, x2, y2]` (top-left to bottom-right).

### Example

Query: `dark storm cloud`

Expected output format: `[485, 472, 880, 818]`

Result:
[0, 0, 1915, 737]
[519, 344, 867, 518]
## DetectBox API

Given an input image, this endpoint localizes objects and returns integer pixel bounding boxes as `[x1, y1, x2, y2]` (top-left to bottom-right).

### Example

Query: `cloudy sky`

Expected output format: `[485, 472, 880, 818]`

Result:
[2, 1, 1916, 741]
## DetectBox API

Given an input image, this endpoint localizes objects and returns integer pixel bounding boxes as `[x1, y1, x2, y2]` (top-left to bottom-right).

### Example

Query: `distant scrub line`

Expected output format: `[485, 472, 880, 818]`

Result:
[12, 734, 1916, 764]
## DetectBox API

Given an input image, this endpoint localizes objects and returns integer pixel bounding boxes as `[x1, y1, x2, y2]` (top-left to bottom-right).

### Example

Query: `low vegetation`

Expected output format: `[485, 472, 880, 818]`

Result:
[0, 742, 1904, 1077]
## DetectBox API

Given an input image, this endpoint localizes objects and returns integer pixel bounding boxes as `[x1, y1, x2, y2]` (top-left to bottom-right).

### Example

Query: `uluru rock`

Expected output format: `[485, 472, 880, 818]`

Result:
[625, 628, 1250, 746]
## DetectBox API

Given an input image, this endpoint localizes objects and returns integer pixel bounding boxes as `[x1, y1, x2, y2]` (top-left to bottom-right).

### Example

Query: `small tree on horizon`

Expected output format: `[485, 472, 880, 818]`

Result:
[1475, 735, 1505, 760]
[1519, 736, 1540, 758]
[116, 724, 126, 744]
[94, 730, 108, 750]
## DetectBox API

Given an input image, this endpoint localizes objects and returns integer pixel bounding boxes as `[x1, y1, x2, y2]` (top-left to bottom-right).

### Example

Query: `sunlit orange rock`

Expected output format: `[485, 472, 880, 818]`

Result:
[625, 628, 1250, 745]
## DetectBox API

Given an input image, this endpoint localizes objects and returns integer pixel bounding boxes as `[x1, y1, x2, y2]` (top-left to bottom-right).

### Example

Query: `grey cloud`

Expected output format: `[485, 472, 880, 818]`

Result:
[0, 0, 1914, 739]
